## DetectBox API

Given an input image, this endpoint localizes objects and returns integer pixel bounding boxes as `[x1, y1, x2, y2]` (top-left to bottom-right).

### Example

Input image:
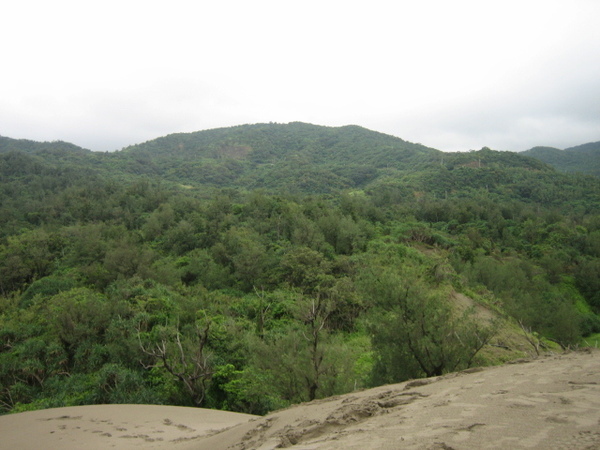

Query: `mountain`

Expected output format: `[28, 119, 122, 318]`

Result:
[2, 123, 441, 192]
[2, 122, 599, 219]
[0, 135, 95, 166]
[112, 122, 441, 192]
[2, 122, 599, 226]
[117, 123, 567, 196]
[2, 122, 568, 195]
[0, 135, 90, 154]
[521, 141, 600, 177]
[121, 122, 437, 163]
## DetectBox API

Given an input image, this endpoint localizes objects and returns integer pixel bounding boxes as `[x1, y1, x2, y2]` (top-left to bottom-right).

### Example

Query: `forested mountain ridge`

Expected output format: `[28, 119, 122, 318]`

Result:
[121, 122, 435, 161]
[0, 135, 90, 154]
[112, 123, 440, 191]
[4, 125, 598, 181]
[1, 122, 583, 194]
[521, 141, 600, 177]
[1, 123, 599, 417]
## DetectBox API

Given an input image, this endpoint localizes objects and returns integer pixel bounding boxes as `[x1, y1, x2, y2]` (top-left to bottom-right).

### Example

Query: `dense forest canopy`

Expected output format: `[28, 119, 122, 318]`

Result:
[1, 123, 599, 416]
[521, 141, 600, 177]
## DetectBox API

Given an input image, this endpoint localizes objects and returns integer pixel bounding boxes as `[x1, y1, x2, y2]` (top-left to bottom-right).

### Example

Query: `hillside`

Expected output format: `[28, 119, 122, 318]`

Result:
[0, 135, 91, 155]
[111, 123, 440, 192]
[522, 141, 600, 177]
[1, 123, 599, 419]
[3, 123, 574, 194]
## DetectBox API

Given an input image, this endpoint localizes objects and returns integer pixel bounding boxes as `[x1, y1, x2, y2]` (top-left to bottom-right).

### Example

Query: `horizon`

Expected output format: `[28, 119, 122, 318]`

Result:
[1, 121, 598, 154]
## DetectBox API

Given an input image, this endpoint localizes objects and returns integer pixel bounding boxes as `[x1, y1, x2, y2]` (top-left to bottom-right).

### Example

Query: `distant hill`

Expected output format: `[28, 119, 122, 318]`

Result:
[106, 123, 573, 199]
[113, 122, 441, 192]
[121, 122, 437, 163]
[1, 123, 595, 203]
[521, 141, 600, 177]
[0, 136, 90, 154]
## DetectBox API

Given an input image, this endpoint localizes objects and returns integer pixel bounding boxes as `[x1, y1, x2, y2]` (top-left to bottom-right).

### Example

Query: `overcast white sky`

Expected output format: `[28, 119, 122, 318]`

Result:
[2, 0, 599, 152]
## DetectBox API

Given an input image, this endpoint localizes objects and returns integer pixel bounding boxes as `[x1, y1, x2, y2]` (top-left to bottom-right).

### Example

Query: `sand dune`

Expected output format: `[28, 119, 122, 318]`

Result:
[2, 350, 599, 449]
[0, 404, 256, 449]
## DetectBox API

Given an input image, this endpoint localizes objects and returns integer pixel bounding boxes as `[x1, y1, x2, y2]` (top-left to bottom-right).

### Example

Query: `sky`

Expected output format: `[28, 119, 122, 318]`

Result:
[2, 0, 600, 152]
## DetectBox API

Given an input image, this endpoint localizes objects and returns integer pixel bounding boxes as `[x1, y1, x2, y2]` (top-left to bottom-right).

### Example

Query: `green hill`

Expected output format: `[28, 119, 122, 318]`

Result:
[1, 123, 599, 417]
[521, 142, 600, 177]
[111, 122, 439, 192]
[0, 135, 90, 154]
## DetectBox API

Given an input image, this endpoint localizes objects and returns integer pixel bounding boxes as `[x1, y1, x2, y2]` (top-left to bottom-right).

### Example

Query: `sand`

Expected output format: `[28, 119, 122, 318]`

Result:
[0, 404, 256, 449]
[2, 350, 599, 449]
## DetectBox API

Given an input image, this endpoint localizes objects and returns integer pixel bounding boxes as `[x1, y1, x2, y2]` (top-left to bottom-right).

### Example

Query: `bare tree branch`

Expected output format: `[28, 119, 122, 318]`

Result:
[137, 320, 214, 406]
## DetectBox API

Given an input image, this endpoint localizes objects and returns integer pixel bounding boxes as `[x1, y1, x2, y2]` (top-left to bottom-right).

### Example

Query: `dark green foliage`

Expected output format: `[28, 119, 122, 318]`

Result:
[0, 123, 599, 416]
[20, 276, 78, 308]
[575, 258, 600, 311]
[522, 142, 600, 177]
[361, 264, 495, 382]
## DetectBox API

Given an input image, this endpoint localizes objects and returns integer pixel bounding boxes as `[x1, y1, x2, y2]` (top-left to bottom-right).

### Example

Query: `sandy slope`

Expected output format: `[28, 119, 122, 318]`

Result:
[188, 350, 600, 450]
[0, 404, 256, 449]
[2, 350, 599, 449]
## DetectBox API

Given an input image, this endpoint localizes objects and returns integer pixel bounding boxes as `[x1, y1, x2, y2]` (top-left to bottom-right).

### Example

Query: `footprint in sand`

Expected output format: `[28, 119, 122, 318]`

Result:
[492, 389, 509, 395]
[162, 417, 195, 432]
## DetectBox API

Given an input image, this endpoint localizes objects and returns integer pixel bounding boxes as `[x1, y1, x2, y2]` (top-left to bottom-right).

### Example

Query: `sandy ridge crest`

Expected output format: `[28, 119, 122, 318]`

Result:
[1, 350, 599, 449]
[190, 350, 600, 449]
[0, 404, 256, 449]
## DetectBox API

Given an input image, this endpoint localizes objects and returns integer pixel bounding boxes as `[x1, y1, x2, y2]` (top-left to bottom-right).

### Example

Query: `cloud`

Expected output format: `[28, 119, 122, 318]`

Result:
[1, 0, 599, 152]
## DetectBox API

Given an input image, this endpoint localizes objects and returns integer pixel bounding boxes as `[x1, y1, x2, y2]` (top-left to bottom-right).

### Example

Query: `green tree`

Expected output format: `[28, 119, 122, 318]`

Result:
[363, 268, 495, 383]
